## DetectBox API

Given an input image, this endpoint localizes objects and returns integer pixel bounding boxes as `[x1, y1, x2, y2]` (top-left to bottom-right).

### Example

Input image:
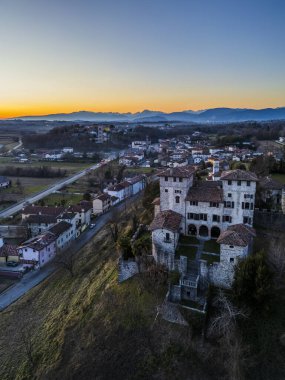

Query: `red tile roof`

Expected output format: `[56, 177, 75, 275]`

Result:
[220, 169, 258, 182]
[150, 210, 182, 232]
[186, 181, 223, 203]
[217, 224, 256, 247]
[157, 165, 196, 178]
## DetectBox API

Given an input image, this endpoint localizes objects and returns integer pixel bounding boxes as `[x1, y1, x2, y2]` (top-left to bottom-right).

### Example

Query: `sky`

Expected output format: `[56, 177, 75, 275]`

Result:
[0, 0, 285, 118]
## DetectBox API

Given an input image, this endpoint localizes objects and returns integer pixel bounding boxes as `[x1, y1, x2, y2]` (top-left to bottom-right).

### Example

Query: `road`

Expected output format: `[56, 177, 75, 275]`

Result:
[0, 193, 141, 311]
[7, 137, 23, 154]
[0, 158, 115, 219]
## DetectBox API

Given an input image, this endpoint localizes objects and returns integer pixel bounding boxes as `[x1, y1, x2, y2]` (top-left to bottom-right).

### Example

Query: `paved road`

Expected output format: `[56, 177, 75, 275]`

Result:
[0, 159, 115, 219]
[0, 193, 141, 311]
[7, 138, 22, 154]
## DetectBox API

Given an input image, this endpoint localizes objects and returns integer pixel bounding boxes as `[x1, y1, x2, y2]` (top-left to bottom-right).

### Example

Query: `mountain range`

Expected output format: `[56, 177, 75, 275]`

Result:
[12, 107, 285, 123]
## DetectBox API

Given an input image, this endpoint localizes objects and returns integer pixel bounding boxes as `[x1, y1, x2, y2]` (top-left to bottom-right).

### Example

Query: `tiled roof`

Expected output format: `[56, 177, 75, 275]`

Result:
[48, 221, 72, 237]
[150, 210, 182, 232]
[217, 224, 256, 247]
[25, 214, 57, 224]
[157, 165, 196, 178]
[0, 244, 18, 257]
[186, 181, 223, 203]
[19, 232, 56, 251]
[58, 212, 77, 220]
[220, 169, 258, 182]
[259, 176, 283, 190]
[23, 205, 65, 216]
[68, 201, 92, 213]
[96, 193, 111, 201]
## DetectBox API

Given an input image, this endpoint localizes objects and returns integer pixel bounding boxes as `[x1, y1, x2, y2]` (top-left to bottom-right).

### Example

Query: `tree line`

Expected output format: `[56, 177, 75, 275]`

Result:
[0, 166, 67, 178]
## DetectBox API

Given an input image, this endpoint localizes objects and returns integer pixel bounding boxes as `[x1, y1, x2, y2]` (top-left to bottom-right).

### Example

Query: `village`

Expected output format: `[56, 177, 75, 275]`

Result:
[0, 122, 285, 314]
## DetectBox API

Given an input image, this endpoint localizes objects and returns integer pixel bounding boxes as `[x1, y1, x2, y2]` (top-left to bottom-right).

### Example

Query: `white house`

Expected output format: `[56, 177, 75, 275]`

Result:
[93, 193, 112, 215]
[18, 232, 57, 268]
[126, 175, 146, 195]
[104, 181, 132, 202]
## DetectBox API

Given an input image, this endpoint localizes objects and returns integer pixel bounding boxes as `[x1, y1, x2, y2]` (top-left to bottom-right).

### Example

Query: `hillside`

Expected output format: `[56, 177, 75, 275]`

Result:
[0, 198, 284, 380]
[0, 201, 223, 380]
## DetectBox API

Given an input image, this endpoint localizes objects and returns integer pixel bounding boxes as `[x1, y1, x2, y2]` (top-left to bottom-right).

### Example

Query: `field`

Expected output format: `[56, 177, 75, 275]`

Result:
[271, 173, 285, 184]
[0, 157, 94, 174]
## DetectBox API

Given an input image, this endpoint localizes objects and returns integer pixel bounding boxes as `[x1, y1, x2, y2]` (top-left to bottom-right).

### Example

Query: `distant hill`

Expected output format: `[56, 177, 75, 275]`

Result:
[12, 107, 285, 123]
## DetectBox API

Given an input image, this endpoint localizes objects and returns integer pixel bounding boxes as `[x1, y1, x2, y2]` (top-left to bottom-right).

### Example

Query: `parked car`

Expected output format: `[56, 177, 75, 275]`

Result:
[90, 223, 96, 229]
[6, 261, 18, 267]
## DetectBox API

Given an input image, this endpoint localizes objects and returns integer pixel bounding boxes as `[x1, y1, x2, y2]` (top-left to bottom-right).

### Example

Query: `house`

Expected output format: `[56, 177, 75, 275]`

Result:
[126, 175, 146, 195]
[18, 232, 57, 268]
[68, 201, 92, 227]
[48, 221, 75, 251]
[104, 181, 132, 202]
[22, 205, 65, 221]
[57, 212, 80, 236]
[0, 176, 11, 188]
[258, 176, 283, 208]
[0, 238, 19, 263]
[25, 214, 57, 237]
[93, 193, 112, 215]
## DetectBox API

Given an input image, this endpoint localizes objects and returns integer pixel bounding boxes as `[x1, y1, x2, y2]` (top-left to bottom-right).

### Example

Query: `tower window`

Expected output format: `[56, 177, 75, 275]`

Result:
[165, 189, 168, 192]
[175, 196, 180, 203]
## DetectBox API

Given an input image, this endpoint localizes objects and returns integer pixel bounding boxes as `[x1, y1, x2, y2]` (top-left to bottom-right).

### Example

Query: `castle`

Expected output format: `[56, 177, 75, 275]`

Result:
[150, 167, 257, 302]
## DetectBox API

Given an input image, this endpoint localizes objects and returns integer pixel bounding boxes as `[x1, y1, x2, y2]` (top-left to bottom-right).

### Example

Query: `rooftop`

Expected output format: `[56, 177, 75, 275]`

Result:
[186, 180, 223, 203]
[150, 210, 182, 232]
[19, 232, 57, 251]
[48, 221, 72, 237]
[217, 224, 256, 247]
[157, 165, 196, 178]
[220, 169, 258, 182]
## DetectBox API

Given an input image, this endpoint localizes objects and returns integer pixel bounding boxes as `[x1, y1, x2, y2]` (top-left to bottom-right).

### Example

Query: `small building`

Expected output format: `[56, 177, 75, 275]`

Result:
[48, 221, 75, 251]
[18, 232, 57, 268]
[68, 201, 92, 226]
[25, 214, 57, 237]
[0, 176, 11, 188]
[259, 176, 283, 208]
[0, 238, 19, 263]
[150, 209, 182, 270]
[93, 193, 112, 215]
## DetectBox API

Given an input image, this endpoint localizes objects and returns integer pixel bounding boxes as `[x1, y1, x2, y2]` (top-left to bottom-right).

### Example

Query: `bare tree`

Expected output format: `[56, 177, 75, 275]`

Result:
[268, 238, 285, 287]
[56, 250, 75, 277]
[208, 290, 248, 380]
[108, 208, 120, 242]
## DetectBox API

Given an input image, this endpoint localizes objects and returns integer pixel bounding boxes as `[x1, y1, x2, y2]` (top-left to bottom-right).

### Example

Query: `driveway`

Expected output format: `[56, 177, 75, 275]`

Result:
[0, 192, 141, 311]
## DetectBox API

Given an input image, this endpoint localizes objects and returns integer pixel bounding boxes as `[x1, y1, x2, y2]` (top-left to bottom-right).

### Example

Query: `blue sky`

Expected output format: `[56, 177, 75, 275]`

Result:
[0, 0, 284, 116]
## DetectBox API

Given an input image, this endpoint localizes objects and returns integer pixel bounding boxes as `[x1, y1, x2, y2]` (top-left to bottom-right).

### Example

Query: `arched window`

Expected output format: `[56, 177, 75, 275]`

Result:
[175, 196, 180, 203]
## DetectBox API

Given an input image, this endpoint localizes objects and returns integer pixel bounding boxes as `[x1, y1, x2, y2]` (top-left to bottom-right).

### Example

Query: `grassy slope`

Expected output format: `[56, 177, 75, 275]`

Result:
[0, 203, 223, 380]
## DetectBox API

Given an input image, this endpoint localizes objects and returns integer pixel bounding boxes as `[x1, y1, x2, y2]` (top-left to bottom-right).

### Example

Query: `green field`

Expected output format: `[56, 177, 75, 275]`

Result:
[0, 157, 94, 174]
[271, 173, 285, 184]
[39, 192, 83, 206]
